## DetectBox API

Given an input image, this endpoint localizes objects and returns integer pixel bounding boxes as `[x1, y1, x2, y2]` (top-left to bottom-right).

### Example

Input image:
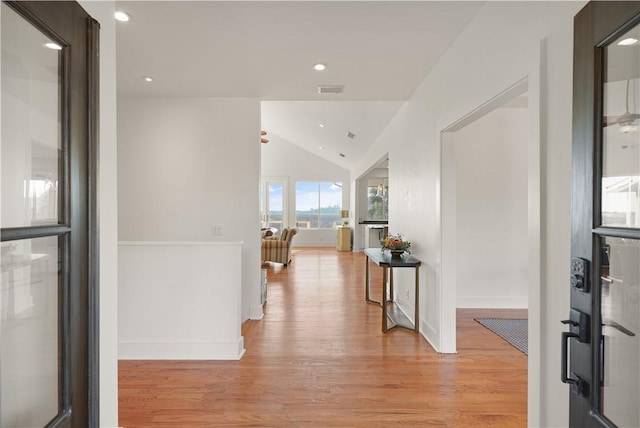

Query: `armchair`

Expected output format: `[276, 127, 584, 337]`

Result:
[261, 228, 298, 267]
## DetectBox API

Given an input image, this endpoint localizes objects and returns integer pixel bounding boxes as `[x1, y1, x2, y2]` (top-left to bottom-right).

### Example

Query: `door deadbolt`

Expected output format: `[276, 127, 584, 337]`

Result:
[570, 257, 589, 292]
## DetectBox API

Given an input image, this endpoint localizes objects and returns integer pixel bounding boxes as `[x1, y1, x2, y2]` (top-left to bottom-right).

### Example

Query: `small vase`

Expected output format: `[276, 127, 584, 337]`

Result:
[390, 250, 404, 258]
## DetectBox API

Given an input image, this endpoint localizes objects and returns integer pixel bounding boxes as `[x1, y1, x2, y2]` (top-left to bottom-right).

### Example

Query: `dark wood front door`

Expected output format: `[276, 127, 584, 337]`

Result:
[1, 1, 98, 426]
[569, 2, 640, 427]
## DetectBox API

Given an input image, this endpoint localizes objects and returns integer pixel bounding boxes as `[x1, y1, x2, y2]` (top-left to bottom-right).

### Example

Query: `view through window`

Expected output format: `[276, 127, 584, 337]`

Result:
[367, 178, 388, 221]
[260, 180, 285, 230]
[295, 182, 342, 229]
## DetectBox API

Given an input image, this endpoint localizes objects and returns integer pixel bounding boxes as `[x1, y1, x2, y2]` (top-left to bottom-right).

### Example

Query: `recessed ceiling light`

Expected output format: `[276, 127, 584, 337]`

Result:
[318, 146, 323, 149]
[142, 76, 153, 82]
[618, 37, 639, 46]
[43, 42, 62, 50]
[339, 153, 346, 158]
[313, 63, 326, 71]
[115, 11, 131, 22]
[319, 124, 325, 128]
[346, 131, 356, 139]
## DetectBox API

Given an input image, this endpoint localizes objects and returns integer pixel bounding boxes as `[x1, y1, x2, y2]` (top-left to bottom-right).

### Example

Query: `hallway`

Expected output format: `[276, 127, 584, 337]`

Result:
[119, 247, 527, 427]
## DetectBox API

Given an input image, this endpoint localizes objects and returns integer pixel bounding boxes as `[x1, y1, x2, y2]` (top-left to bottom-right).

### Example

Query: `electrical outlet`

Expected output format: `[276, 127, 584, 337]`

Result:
[211, 224, 223, 236]
[405, 289, 410, 300]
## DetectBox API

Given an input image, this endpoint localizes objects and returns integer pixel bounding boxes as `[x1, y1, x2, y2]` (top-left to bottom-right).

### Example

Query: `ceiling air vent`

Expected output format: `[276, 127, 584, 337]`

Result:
[318, 85, 344, 95]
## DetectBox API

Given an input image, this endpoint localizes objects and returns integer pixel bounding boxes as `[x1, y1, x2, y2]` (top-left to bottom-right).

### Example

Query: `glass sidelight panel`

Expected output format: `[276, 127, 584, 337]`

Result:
[1, 2, 61, 228]
[1, 236, 60, 427]
[599, 236, 639, 426]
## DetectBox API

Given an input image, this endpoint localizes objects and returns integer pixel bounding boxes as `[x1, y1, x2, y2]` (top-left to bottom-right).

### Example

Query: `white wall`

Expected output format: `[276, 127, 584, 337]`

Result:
[261, 133, 350, 247]
[454, 106, 528, 308]
[117, 97, 262, 320]
[118, 242, 244, 360]
[350, 2, 586, 426]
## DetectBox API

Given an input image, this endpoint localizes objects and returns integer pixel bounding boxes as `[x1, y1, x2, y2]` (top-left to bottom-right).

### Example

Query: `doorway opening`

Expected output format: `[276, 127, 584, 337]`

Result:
[452, 90, 529, 309]
[440, 77, 538, 350]
[353, 154, 389, 252]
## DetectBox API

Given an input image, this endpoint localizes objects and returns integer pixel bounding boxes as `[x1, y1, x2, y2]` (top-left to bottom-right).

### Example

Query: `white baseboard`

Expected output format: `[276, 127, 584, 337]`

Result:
[456, 296, 528, 309]
[119, 337, 245, 360]
[420, 317, 441, 353]
[249, 305, 264, 320]
[394, 298, 451, 354]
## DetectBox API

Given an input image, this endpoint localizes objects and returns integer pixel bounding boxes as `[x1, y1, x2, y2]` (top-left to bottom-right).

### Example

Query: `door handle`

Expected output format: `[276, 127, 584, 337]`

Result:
[603, 319, 636, 337]
[561, 331, 579, 385]
[561, 331, 588, 397]
[560, 310, 590, 398]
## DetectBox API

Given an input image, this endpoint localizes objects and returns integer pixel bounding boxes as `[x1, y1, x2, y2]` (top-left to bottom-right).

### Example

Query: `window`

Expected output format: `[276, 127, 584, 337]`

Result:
[295, 182, 342, 229]
[367, 178, 388, 221]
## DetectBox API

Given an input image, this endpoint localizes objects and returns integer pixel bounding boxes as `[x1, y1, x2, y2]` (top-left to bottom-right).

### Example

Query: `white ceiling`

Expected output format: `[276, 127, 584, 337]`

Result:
[261, 100, 404, 169]
[115, 1, 485, 169]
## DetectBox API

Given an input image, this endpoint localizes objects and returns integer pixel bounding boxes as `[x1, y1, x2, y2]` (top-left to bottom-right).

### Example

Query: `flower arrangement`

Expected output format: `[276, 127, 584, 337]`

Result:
[380, 233, 411, 254]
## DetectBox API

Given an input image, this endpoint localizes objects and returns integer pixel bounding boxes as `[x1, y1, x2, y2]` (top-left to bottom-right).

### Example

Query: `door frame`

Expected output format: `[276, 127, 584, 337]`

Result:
[436, 54, 543, 424]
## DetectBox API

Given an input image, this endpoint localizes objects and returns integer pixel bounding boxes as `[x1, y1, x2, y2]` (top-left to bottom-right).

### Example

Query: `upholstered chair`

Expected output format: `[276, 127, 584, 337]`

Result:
[261, 228, 298, 267]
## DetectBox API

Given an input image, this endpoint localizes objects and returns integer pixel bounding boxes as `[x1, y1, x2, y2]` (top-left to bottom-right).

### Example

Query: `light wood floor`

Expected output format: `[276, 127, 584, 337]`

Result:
[119, 247, 527, 427]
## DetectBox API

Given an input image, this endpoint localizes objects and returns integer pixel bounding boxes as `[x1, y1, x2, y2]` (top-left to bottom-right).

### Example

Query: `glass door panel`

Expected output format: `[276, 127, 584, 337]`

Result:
[596, 18, 640, 428]
[0, 1, 99, 425]
[267, 182, 284, 230]
[602, 25, 640, 229]
[599, 237, 639, 427]
[261, 179, 286, 231]
[1, 236, 60, 427]
[1, 3, 61, 228]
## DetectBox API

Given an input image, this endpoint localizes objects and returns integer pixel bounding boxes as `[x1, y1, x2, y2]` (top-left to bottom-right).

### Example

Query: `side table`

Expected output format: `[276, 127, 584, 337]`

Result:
[364, 248, 421, 333]
[337, 226, 351, 251]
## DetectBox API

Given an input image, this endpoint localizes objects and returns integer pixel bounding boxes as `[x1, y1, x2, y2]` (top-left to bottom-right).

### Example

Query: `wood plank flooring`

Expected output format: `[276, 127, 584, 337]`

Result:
[119, 247, 527, 427]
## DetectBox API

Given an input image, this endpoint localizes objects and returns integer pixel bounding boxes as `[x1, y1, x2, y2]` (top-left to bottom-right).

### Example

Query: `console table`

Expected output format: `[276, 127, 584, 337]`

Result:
[364, 248, 421, 333]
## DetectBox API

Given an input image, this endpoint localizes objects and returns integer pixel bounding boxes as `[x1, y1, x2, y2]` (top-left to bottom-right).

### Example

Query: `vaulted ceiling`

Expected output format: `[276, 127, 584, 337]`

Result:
[115, 1, 485, 169]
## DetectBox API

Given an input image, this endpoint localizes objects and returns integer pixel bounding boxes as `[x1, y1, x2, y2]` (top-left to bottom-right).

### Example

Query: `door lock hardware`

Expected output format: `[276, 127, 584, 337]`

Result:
[560, 308, 590, 343]
[570, 257, 590, 292]
[560, 309, 591, 398]
[603, 320, 636, 337]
